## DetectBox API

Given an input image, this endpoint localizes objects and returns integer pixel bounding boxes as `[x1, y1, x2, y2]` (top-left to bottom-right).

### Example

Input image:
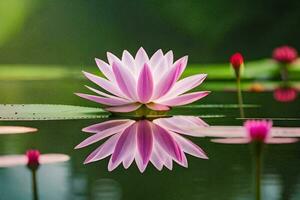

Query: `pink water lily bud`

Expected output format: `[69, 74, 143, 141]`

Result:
[230, 53, 244, 70]
[244, 120, 272, 142]
[26, 150, 40, 169]
[272, 46, 298, 64]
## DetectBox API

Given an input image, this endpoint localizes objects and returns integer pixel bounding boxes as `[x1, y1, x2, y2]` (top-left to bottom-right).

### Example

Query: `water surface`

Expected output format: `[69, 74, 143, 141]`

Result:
[0, 80, 299, 200]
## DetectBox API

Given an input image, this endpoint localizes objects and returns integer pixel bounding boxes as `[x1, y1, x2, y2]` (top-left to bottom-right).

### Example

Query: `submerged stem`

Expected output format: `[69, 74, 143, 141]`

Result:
[236, 76, 245, 118]
[31, 169, 39, 200]
[254, 143, 263, 200]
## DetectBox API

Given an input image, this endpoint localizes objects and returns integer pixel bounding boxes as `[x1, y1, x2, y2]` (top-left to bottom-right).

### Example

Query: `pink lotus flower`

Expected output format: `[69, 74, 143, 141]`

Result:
[211, 120, 299, 144]
[75, 116, 208, 172]
[244, 120, 272, 142]
[272, 46, 298, 64]
[274, 87, 297, 102]
[76, 48, 210, 113]
[26, 149, 40, 168]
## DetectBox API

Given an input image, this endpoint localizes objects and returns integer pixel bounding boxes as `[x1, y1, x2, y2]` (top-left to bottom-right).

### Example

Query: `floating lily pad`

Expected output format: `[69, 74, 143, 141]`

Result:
[182, 104, 260, 108]
[0, 126, 37, 134]
[237, 117, 300, 121]
[192, 126, 300, 138]
[0, 154, 70, 167]
[211, 138, 298, 144]
[0, 104, 109, 121]
[193, 115, 226, 118]
[135, 114, 226, 119]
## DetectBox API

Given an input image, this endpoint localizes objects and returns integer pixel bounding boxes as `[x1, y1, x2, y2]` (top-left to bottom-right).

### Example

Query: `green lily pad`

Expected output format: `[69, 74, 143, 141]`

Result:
[193, 114, 226, 118]
[0, 104, 109, 121]
[237, 117, 300, 121]
[0, 104, 229, 121]
[182, 104, 260, 108]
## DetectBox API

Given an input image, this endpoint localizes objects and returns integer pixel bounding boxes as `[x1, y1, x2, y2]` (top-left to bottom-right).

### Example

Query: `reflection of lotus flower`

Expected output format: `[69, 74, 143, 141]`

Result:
[75, 116, 208, 172]
[272, 46, 298, 64]
[76, 48, 210, 113]
[211, 120, 298, 144]
[274, 87, 297, 102]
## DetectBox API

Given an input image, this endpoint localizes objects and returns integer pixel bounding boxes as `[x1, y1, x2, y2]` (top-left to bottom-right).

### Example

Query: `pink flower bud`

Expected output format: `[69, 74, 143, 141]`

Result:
[230, 53, 244, 69]
[26, 150, 40, 169]
[244, 120, 272, 142]
[272, 46, 298, 64]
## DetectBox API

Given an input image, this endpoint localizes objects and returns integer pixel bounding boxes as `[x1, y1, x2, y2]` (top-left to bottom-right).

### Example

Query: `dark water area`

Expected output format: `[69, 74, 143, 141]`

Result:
[0, 80, 300, 200]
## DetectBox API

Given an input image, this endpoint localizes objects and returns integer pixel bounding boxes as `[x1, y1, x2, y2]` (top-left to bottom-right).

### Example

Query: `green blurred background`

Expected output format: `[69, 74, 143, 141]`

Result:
[1, 0, 300, 66]
[1, 2, 300, 199]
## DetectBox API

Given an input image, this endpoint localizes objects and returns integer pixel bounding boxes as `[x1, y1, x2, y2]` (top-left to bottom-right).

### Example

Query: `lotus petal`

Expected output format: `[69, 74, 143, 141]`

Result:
[109, 124, 137, 171]
[105, 103, 142, 113]
[95, 58, 114, 81]
[75, 121, 134, 149]
[84, 133, 121, 164]
[137, 63, 154, 103]
[154, 116, 207, 137]
[146, 103, 170, 111]
[153, 124, 182, 162]
[157, 91, 210, 106]
[85, 85, 132, 102]
[153, 56, 188, 99]
[82, 71, 127, 98]
[150, 49, 163, 69]
[75, 93, 130, 106]
[150, 148, 164, 171]
[112, 62, 137, 100]
[122, 50, 136, 71]
[107, 52, 121, 66]
[137, 120, 153, 166]
[82, 119, 133, 133]
[173, 133, 208, 159]
[161, 74, 207, 100]
[135, 47, 149, 71]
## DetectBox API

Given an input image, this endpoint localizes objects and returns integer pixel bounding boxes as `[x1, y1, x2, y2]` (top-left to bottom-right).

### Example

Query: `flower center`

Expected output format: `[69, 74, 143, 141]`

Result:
[111, 105, 169, 119]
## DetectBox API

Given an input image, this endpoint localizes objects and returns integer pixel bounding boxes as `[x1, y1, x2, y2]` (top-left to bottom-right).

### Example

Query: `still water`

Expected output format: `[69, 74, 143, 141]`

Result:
[0, 80, 299, 200]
